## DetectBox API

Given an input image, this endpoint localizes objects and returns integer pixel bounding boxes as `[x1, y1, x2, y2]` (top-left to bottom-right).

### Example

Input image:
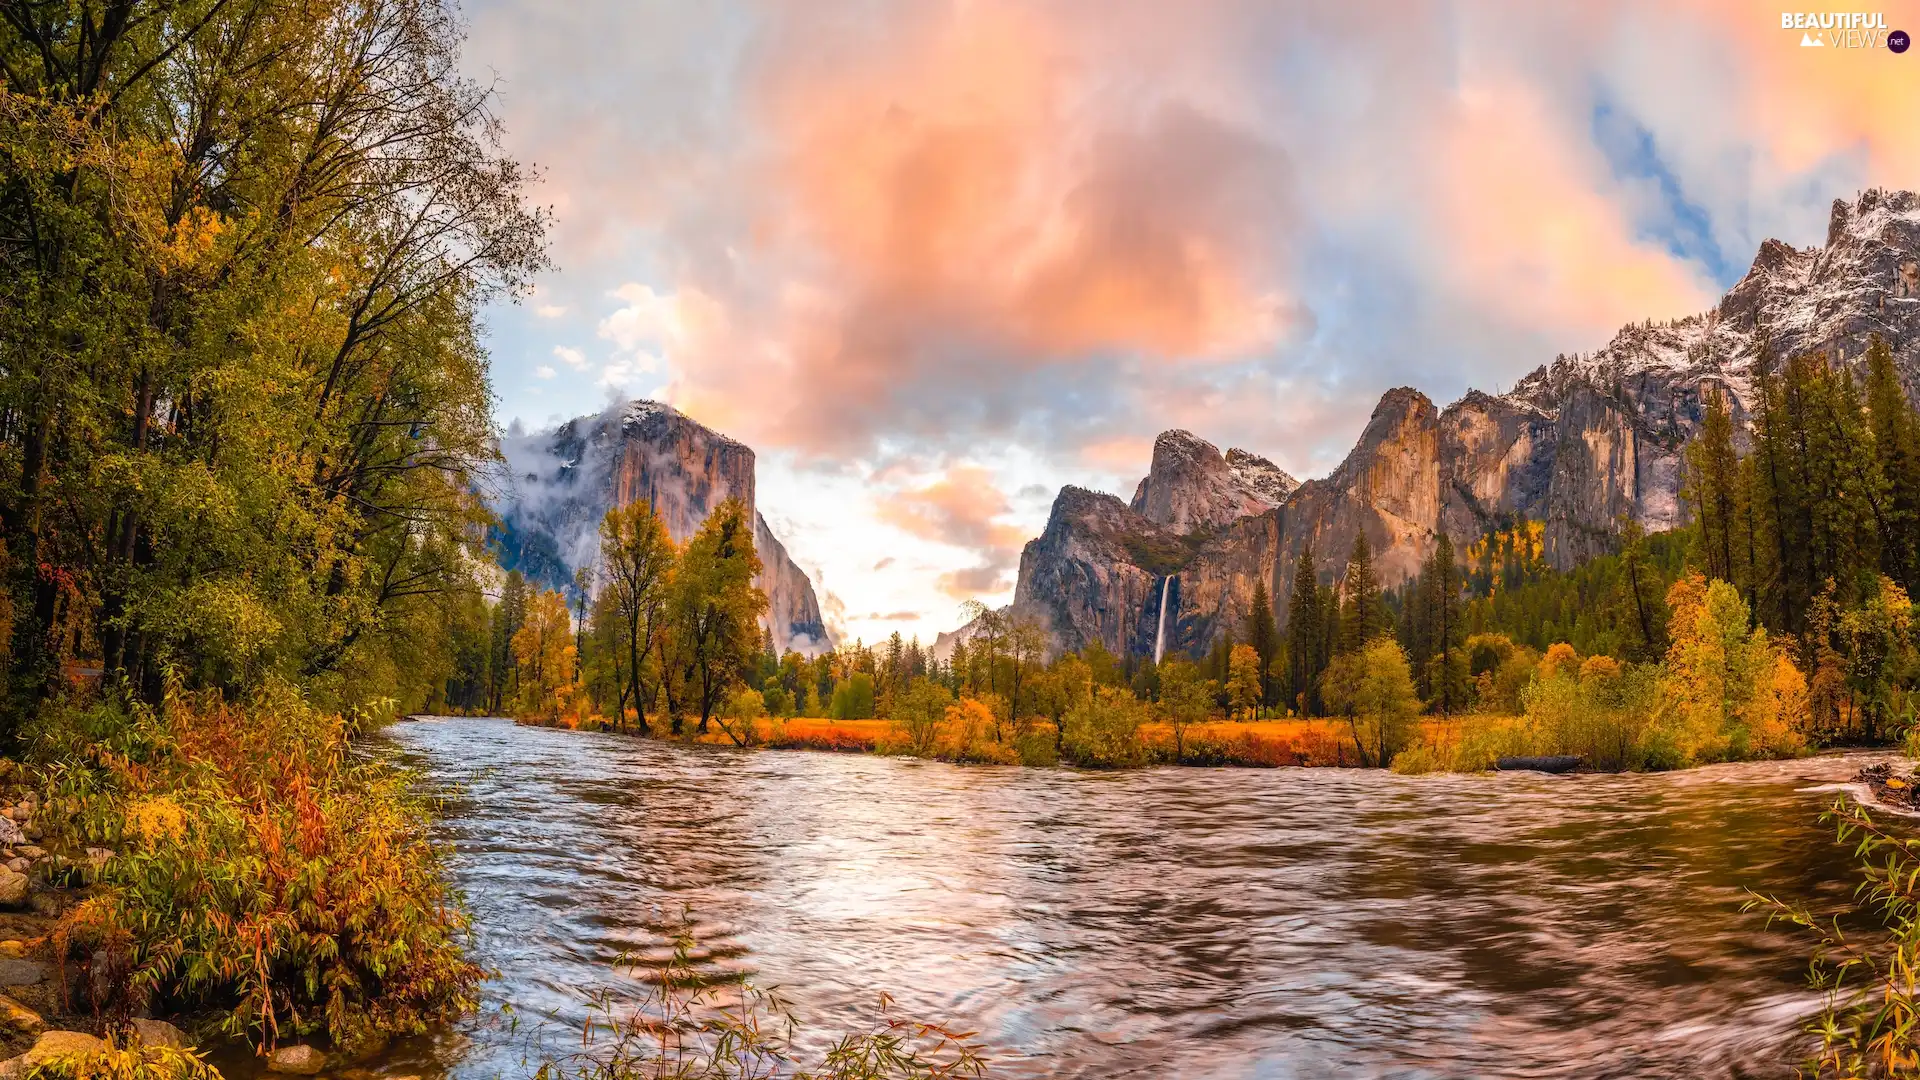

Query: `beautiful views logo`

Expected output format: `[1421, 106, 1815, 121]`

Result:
[1780, 11, 1903, 48]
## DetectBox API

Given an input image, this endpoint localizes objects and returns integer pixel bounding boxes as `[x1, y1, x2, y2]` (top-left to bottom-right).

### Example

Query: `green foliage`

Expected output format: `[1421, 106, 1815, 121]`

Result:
[1322, 639, 1419, 767]
[662, 500, 767, 735]
[34, 684, 481, 1052]
[1060, 687, 1147, 768]
[1749, 799, 1920, 1079]
[1156, 659, 1213, 762]
[831, 673, 878, 720]
[1454, 529, 1688, 661]
[0, 0, 547, 726]
[889, 678, 952, 757]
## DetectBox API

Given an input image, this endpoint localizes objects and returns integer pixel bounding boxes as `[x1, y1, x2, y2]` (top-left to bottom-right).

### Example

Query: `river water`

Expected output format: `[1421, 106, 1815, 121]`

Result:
[363, 716, 1886, 1080]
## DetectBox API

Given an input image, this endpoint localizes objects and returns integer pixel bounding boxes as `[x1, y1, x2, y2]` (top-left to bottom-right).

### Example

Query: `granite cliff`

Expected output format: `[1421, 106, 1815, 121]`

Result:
[992, 189, 1920, 659]
[492, 400, 833, 654]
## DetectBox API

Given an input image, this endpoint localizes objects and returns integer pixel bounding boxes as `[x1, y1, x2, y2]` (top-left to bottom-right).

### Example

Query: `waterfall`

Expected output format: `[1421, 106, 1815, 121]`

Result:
[1153, 575, 1173, 665]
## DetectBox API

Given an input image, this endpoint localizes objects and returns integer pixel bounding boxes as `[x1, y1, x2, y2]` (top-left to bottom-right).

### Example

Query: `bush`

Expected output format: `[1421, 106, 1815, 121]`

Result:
[28, 1039, 223, 1079]
[887, 679, 951, 757]
[33, 683, 481, 1053]
[1061, 688, 1146, 768]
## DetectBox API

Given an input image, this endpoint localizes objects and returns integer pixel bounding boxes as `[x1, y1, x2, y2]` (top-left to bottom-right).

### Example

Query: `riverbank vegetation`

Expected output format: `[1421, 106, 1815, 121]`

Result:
[0, 0, 543, 1069]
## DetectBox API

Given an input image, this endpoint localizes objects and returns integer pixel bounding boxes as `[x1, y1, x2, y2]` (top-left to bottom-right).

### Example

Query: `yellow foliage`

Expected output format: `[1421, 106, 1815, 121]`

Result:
[1539, 642, 1580, 680]
[125, 797, 188, 848]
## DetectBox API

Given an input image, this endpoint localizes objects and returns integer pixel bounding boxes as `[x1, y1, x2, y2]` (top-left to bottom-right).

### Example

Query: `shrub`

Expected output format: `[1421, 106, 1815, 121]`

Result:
[715, 686, 768, 746]
[887, 679, 951, 757]
[935, 698, 1018, 764]
[27, 1039, 223, 1079]
[1061, 687, 1146, 768]
[33, 683, 481, 1052]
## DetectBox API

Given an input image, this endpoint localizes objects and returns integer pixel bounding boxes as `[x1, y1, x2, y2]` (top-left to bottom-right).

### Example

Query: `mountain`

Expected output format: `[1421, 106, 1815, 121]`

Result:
[994, 188, 1920, 660]
[491, 400, 834, 654]
[1128, 430, 1298, 530]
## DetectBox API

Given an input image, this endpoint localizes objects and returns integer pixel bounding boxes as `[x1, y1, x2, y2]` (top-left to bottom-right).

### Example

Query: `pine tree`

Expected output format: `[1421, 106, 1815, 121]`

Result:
[1865, 335, 1920, 593]
[1685, 387, 1744, 591]
[1340, 532, 1385, 651]
[1245, 578, 1279, 710]
[1286, 545, 1323, 715]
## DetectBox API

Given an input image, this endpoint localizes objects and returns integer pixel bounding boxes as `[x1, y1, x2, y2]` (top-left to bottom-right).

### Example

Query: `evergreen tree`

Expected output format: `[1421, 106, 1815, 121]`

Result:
[1286, 545, 1324, 715]
[1245, 578, 1279, 709]
[1865, 336, 1920, 593]
[1340, 532, 1386, 651]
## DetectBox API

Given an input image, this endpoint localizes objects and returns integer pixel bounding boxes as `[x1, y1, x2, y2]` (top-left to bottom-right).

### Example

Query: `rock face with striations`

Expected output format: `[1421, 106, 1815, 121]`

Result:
[493, 400, 834, 654]
[984, 188, 1920, 658]
[1129, 430, 1297, 531]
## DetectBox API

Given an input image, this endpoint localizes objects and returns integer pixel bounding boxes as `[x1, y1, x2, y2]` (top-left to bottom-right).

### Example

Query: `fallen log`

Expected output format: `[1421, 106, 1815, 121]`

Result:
[1494, 755, 1582, 774]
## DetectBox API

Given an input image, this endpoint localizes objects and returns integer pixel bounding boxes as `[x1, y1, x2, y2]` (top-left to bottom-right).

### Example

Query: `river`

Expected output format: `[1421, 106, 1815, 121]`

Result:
[360, 716, 1883, 1079]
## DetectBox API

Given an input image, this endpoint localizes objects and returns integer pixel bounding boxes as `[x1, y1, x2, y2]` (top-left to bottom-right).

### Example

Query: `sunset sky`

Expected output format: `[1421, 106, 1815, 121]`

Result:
[463, 0, 1919, 647]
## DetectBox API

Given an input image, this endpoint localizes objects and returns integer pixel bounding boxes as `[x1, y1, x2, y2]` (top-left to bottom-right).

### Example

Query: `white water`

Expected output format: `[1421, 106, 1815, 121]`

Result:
[1153, 575, 1172, 664]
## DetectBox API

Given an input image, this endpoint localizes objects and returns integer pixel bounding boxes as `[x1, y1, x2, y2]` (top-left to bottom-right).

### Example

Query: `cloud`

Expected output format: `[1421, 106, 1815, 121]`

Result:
[466, 0, 1920, 632]
[871, 557, 894, 571]
[856, 610, 922, 622]
[553, 346, 588, 369]
[875, 465, 1028, 598]
[534, 364, 557, 379]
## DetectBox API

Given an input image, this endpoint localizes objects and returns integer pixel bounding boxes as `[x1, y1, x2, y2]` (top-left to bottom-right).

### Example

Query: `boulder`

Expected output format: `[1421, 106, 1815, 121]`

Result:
[0, 960, 47, 987]
[0, 995, 42, 1035]
[268, 1044, 327, 1075]
[129, 1018, 187, 1049]
[4, 1031, 106, 1076]
[0, 870, 25, 909]
[0, 822, 20, 849]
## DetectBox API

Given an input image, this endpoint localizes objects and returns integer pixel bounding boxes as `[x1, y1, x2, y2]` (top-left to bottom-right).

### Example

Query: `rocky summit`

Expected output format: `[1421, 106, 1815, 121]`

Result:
[993, 188, 1920, 660]
[491, 400, 834, 654]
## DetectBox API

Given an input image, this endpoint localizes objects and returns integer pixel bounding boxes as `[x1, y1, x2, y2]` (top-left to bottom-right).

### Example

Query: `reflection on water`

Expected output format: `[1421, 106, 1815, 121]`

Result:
[360, 717, 1881, 1079]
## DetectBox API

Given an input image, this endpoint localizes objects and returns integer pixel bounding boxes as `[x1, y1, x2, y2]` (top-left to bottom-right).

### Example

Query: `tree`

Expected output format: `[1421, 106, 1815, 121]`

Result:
[1322, 639, 1419, 767]
[599, 501, 676, 733]
[831, 672, 876, 719]
[1286, 545, 1324, 715]
[513, 590, 576, 722]
[1245, 579, 1279, 711]
[1340, 532, 1387, 651]
[1408, 534, 1466, 715]
[891, 677, 953, 756]
[1006, 617, 1050, 732]
[959, 600, 1008, 696]
[1685, 388, 1746, 593]
[0, 0, 547, 727]
[667, 500, 768, 735]
[489, 573, 529, 714]
[1157, 659, 1212, 762]
[1226, 644, 1263, 718]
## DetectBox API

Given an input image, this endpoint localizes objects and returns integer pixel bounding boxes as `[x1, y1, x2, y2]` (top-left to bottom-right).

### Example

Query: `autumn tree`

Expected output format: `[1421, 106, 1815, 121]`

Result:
[1158, 658, 1212, 762]
[667, 500, 767, 735]
[513, 590, 576, 722]
[1226, 644, 1263, 718]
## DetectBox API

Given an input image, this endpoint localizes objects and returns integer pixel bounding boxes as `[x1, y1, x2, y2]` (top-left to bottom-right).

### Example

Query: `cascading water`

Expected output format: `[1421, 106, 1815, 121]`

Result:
[1153, 575, 1173, 664]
